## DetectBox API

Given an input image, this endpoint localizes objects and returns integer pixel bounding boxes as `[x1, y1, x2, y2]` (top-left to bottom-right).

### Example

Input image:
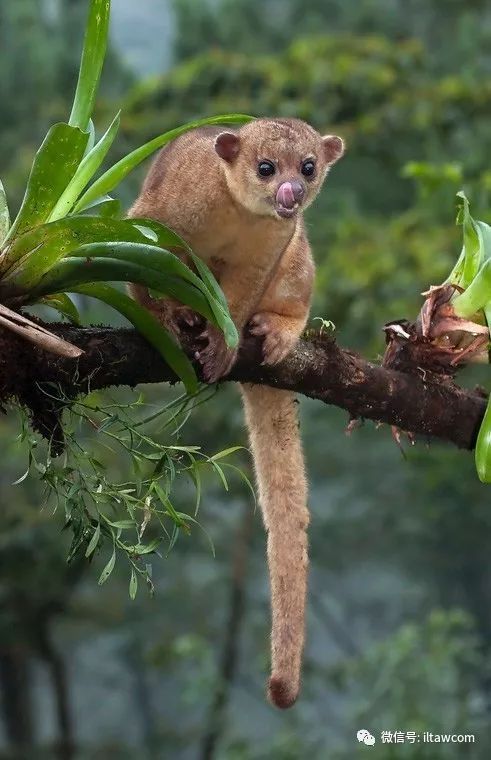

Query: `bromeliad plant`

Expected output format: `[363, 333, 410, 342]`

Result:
[0, 0, 251, 394]
[443, 193, 491, 482]
[386, 191, 491, 482]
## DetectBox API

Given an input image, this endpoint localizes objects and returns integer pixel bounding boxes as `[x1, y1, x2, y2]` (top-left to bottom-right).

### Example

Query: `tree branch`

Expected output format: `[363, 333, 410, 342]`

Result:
[0, 322, 485, 452]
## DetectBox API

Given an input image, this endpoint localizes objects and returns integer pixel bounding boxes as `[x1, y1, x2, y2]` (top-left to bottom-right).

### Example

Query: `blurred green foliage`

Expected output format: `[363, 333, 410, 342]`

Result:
[120, 30, 491, 351]
[2, 0, 491, 757]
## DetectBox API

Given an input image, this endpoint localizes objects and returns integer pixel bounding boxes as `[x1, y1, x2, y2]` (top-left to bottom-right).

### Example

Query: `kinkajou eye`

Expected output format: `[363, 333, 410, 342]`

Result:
[301, 160, 316, 178]
[258, 160, 276, 177]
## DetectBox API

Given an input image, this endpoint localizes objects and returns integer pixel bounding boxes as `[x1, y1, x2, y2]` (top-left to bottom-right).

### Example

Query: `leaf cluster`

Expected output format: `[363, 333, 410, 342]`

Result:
[0, 0, 251, 392]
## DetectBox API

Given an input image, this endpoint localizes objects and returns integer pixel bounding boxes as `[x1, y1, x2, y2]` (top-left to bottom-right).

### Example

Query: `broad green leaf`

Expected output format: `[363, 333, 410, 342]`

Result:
[38, 293, 81, 325]
[3, 217, 187, 288]
[0, 180, 10, 245]
[49, 112, 121, 222]
[476, 220, 491, 262]
[74, 113, 254, 213]
[98, 544, 116, 584]
[5, 123, 89, 243]
[33, 256, 214, 321]
[85, 522, 101, 557]
[66, 282, 199, 394]
[452, 259, 491, 318]
[69, 0, 111, 131]
[30, 244, 216, 320]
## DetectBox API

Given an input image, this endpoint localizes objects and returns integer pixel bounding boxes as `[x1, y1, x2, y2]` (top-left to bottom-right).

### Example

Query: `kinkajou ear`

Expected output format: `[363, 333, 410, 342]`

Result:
[322, 134, 345, 165]
[215, 132, 241, 162]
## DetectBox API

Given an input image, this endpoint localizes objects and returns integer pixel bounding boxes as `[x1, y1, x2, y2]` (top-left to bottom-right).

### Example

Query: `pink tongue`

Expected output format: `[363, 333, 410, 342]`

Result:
[276, 182, 295, 208]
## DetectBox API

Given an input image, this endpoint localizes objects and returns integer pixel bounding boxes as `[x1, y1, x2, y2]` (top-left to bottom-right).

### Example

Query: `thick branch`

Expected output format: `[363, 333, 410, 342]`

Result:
[0, 323, 485, 451]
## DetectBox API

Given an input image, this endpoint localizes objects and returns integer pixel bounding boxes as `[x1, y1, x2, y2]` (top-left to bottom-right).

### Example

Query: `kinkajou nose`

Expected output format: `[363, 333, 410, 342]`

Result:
[290, 180, 305, 203]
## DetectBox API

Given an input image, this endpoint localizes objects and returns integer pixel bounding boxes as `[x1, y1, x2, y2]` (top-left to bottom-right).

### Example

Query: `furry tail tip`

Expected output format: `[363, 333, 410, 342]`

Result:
[267, 675, 299, 709]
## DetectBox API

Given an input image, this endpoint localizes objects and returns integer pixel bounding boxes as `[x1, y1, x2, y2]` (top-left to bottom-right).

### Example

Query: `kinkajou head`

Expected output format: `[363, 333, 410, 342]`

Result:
[214, 118, 344, 220]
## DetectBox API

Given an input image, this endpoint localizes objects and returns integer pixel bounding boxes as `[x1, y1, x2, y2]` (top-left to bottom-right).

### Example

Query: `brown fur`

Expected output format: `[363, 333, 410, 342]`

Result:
[128, 117, 344, 707]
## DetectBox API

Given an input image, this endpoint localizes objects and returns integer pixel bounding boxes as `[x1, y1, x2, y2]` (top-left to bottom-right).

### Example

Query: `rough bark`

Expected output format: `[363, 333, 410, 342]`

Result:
[0, 323, 486, 452]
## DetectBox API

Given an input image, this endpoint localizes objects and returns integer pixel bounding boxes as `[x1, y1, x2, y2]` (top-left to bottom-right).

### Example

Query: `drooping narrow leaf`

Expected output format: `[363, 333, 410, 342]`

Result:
[68, 282, 198, 393]
[49, 112, 121, 222]
[0, 180, 10, 245]
[98, 544, 116, 584]
[69, 0, 111, 132]
[190, 252, 238, 347]
[476, 394, 491, 483]
[129, 567, 138, 600]
[73, 113, 254, 213]
[85, 522, 101, 557]
[4, 124, 89, 244]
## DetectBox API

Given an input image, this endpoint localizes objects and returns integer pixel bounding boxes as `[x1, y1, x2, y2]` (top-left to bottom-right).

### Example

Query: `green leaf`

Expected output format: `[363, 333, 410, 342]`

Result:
[124, 537, 162, 555]
[30, 247, 216, 321]
[85, 522, 101, 557]
[211, 461, 229, 491]
[66, 282, 199, 394]
[189, 253, 228, 312]
[190, 253, 238, 348]
[81, 195, 122, 218]
[38, 293, 81, 325]
[102, 518, 137, 529]
[456, 191, 481, 288]
[209, 446, 244, 461]
[69, 0, 111, 131]
[98, 544, 116, 584]
[476, 393, 491, 483]
[49, 112, 121, 222]
[5, 124, 89, 243]
[3, 217, 187, 289]
[129, 567, 138, 600]
[452, 258, 491, 318]
[475, 220, 491, 263]
[73, 113, 254, 213]
[0, 179, 10, 245]
[84, 119, 96, 156]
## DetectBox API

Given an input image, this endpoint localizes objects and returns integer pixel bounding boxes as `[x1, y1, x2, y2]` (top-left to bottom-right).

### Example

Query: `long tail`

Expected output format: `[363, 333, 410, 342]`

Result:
[240, 383, 309, 709]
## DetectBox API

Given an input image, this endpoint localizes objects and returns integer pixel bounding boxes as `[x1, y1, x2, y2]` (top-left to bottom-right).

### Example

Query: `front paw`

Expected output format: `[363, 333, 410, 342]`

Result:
[172, 307, 206, 337]
[248, 312, 298, 366]
[195, 325, 238, 383]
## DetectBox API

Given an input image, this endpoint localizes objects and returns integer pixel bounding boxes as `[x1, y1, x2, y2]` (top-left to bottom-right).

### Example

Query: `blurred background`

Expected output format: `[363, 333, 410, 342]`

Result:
[2, 0, 491, 757]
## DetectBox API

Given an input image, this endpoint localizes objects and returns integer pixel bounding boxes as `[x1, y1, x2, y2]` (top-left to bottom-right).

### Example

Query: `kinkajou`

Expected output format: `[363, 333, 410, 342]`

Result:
[128, 117, 344, 707]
